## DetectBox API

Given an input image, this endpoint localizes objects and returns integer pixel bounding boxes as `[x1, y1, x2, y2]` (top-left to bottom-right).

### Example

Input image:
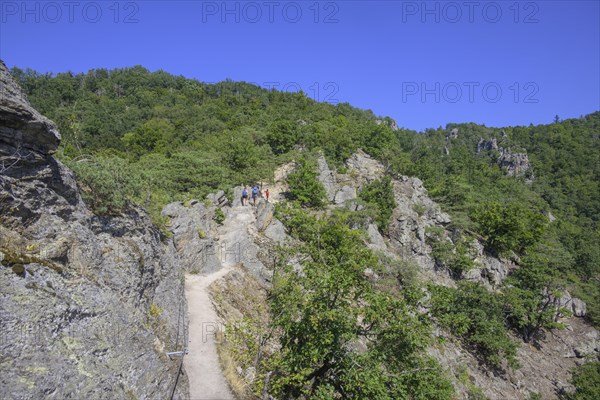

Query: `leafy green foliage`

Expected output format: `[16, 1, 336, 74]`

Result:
[430, 282, 518, 369]
[569, 362, 600, 400]
[287, 158, 327, 208]
[266, 120, 298, 155]
[502, 248, 569, 342]
[214, 208, 225, 225]
[426, 228, 475, 278]
[471, 201, 547, 255]
[64, 155, 142, 215]
[274, 202, 330, 245]
[358, 176, 396, 233]
[122, 118, 175, 158]
[268, 207, 453, 399]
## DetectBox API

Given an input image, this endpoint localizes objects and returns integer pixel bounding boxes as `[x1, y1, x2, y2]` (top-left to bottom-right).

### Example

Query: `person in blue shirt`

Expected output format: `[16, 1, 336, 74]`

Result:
[252, 185, 259, 206]
[241, 186, 248, 206]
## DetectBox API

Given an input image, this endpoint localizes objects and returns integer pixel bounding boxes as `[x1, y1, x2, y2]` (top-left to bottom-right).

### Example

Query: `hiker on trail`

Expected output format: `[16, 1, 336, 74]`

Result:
[265, 188, 270, 202]
[252, 185, 259, 206]
[241, 186, 248, 206]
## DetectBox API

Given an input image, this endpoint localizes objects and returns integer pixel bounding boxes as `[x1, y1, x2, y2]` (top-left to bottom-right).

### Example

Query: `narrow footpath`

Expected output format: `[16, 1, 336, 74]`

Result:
[184, 202, 256, 400]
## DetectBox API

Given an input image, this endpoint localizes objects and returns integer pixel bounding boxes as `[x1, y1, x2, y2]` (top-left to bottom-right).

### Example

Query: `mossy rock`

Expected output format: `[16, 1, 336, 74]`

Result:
[12, 263, 25, 276]
[2, 248, 63, 275]
[47, 263, 63, 274]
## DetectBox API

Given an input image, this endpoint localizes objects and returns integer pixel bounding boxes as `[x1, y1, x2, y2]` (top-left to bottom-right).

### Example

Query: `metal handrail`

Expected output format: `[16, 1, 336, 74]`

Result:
[168, 282, 188, 400]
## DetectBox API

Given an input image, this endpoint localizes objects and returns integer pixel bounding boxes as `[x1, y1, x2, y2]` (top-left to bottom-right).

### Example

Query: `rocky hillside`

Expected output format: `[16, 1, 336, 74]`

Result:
[0, 62, 189, 398]
[2, 61, 599, 399]
[189, 152, 599, 399]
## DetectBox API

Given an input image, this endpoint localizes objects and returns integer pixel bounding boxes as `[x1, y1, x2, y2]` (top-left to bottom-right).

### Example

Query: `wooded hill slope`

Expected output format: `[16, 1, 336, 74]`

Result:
[12, 65, 599, 330]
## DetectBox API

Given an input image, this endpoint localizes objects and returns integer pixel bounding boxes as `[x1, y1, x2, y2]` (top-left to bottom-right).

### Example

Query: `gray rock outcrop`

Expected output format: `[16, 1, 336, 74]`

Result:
[0, 61, 188, 399]
[375, 117, 399, 131]
[161, 201, 221, 274]
[0, 61, 60, 157]
[388, 176, 451, 270]
[498, 147, 534, 178]
[255, 199, 289, 245]
[366, 224, 387, 251]
[477, 138, 499, 153]
[345, 150, 385, 185]
[334, 185, 357, 204]
[206, 190, 228, 207]
[477, 137, 534, 179]
[256, 200, 274, 232]
[264, 219, 287, 244]
[317, 154, 337, 202]
[447, 127, 459, 140]
[554, 290, 588, 317]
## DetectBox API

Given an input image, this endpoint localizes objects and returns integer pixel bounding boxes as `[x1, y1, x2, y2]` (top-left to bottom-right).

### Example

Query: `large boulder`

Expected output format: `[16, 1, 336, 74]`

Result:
[366, 224, 386, 251]
[572, 297, 587, 317]
[480, 256, 511, 287]
[554, 290, 588, 318]
[264, 219, 287, 244]
[334, 185, 357, 204]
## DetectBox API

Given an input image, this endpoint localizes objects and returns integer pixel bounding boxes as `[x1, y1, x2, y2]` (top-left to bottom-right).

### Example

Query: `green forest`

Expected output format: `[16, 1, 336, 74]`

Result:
[11, 65, 600, 398]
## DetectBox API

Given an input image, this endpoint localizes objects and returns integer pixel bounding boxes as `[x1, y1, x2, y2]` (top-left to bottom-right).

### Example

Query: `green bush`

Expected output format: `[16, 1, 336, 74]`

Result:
[471, 201, 547, 255]
[122, 118, 175, 158]
[287, 157, 327, 208]
[426, 229, 475, 278]
[266, 120, 298, 155]
[214, 208, 225, 225]
[502, 248, 569, 342]
[358, 176, 396, 233]
[65, 155, 142, 215]
[569, 362, 600, 400]
[429, 282, 518, 369]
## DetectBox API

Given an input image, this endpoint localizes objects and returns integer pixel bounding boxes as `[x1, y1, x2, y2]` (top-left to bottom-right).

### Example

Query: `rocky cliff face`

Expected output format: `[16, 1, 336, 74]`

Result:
[0, 61, 188, 399]
[477, 137, 534, 180]
[0, 64, 60, 157]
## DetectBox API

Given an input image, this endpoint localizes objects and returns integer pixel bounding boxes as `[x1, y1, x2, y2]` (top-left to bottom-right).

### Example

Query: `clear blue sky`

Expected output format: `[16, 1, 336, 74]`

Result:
[1, 0, 599, 131]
